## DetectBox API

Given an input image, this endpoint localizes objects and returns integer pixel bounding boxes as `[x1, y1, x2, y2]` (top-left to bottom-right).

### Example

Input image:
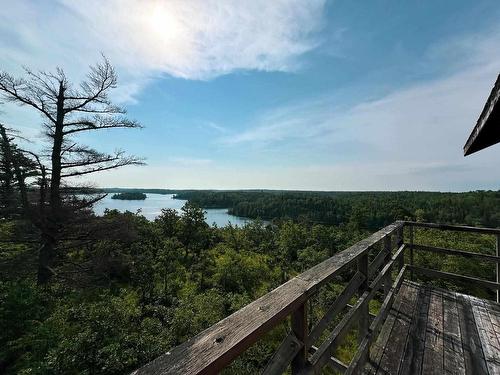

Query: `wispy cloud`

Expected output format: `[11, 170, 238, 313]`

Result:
[0, 0, 326, 102]
[204, 121, 227, 133]
[215, 27, 500, 188]
[223, 28, 500, 158]
[169, 157, 213, 166]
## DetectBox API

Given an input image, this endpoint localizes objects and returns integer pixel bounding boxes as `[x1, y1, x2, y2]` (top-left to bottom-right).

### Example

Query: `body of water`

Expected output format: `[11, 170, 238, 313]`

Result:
[91, 193, 249, 226]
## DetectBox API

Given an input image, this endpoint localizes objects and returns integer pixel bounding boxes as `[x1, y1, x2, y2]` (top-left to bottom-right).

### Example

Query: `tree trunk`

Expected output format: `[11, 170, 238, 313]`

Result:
[37, 82, 65, 285]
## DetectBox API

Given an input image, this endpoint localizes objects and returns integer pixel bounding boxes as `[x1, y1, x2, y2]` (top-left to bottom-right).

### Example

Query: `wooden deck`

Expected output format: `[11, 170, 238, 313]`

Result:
[366, 281, 500, 375]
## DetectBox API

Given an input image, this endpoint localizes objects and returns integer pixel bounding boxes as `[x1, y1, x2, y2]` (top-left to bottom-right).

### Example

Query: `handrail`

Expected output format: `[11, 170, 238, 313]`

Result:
[132, 220, 500, 375]
[132, 222, 403, 374]
[405, 221, 500, 235]
[405, 220, 500, 304]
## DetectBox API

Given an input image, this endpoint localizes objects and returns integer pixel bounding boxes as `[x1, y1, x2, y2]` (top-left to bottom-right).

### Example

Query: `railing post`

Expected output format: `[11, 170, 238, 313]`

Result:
[383, 236, 392, 298]
[409, 224, 414, 280]
[497, 234, 500, 303]
[291, 302, 308, 374]
[397, 225, 404, 271]
[357, 253, 369, 345]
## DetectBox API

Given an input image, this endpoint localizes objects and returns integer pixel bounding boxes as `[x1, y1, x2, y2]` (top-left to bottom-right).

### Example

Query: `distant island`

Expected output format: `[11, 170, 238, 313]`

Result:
[111, 192, 147, 200]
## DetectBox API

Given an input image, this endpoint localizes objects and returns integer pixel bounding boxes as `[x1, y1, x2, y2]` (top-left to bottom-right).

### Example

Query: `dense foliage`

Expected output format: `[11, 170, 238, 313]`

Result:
[1, 191, 499, 373]
[174, 190, 500, 230]
[111, 192, 147, 200]
[0, 203, 366, 374]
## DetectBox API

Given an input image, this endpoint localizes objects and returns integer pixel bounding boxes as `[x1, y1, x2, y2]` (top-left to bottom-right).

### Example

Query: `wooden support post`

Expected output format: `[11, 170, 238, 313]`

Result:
[383, 236, 392, 298]
[291, 303, 308, 374]
[497, 235, 500, 303]
[397, 226, 404, 271]
[409, 225, 414, 281]
[357, 254, 369, 345]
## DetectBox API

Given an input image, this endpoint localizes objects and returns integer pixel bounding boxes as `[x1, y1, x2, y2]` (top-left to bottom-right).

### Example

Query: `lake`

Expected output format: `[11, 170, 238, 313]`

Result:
[91, 193, 249, 226]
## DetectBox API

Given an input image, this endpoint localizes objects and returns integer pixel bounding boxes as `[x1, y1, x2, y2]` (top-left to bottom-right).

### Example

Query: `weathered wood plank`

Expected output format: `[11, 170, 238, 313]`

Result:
[483, 299, 500, 339]
[422, 289, 444, 375]
[307, 272, 365, 348]
[358, 268, 408, 374]
[349, 266, 408, 375]
[310, 291, 365, 370]
[406, 221, 500, 235]
[383, 236, 392, 298]
[497, 234, 500, 303]
[456, 294, 489, 375]
[131, 277, 310, 375]
[298, 222, 403, 291]
[368, 246, 390, 278]
[377, 277, 418, 375]
[309, 346, 348, 373]
[413, 244, 500, 263]
[470, 296, 500, 375]
[398, 285, 431, 375]
[442, 290, 466, 375]
[346, 337, 369, 375]
[132, 223, 403, 375]
[483, 298, 500, 374]
[409, 225, 414, 280]
[409, 265, 500, 291]
[358, 254, 369, 346]
[311, 245, 407, 370]
[291, 303, 308, 374]
[263, 332, 302, 375]
[364, 284, 406, 375]
[370, 266, 408, 342]
[396, 226, 404, 271]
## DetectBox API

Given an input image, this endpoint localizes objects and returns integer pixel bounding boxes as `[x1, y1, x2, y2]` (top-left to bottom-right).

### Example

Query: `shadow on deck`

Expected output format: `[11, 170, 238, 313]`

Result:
[366, 281, 500, 375]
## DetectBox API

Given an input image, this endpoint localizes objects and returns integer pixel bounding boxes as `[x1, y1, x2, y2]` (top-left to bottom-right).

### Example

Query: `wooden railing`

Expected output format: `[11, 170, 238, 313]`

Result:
[405, 221, 500, 302]
[132, 221, 500, 375]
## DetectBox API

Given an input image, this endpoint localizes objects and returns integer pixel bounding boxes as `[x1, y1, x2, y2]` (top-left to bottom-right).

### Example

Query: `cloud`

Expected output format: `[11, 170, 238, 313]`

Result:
[0, 0, 326, 102]
[216, 27, 500, 189]
[203, 121, 227, 133]
[169, 157, 213, 166]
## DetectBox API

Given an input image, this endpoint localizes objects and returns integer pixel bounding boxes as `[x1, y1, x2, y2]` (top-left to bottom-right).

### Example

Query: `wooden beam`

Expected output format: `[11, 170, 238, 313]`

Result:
[397, 226, 404, 271]
[291, 303, 308, 374]
[310, 246, 405, 370]
[383, 236, 392, 298]
[132, 222, 403, 375]
[408, 265, 500, 291]
[297, 222, 404, 292]
[497, 235, 500, 303]
[262, 332, 302, 375]
[409, 225, 414, 280]
[369, 266, 408, 339]
[307, 272, 365, 348]
[345, 266, 408, 375]
[358, 254, 369, 345]
[405, 221, 500, 235]
[308, 346, 348, 373]
[412, 244, 500, 263]
[368, 246, 389, 278]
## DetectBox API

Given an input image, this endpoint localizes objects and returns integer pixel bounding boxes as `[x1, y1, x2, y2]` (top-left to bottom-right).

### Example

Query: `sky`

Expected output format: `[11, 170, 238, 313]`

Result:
[1, 0, 500, 191]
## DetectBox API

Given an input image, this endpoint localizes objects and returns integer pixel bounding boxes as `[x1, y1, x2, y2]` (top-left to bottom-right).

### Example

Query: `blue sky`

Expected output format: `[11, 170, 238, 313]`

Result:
[1, 0, 500, 190]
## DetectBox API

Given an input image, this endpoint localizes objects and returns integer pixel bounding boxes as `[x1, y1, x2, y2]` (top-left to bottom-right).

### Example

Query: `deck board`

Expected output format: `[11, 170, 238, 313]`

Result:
[377, 282, 418, 375]
[422, 288, 444, 374]
[442, 291, 466, 374]
[365, 281, 500, 375]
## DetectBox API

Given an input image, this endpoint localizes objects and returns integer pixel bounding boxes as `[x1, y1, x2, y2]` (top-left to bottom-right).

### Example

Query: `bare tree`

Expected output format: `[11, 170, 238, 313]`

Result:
[0, 57, 144, 284]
